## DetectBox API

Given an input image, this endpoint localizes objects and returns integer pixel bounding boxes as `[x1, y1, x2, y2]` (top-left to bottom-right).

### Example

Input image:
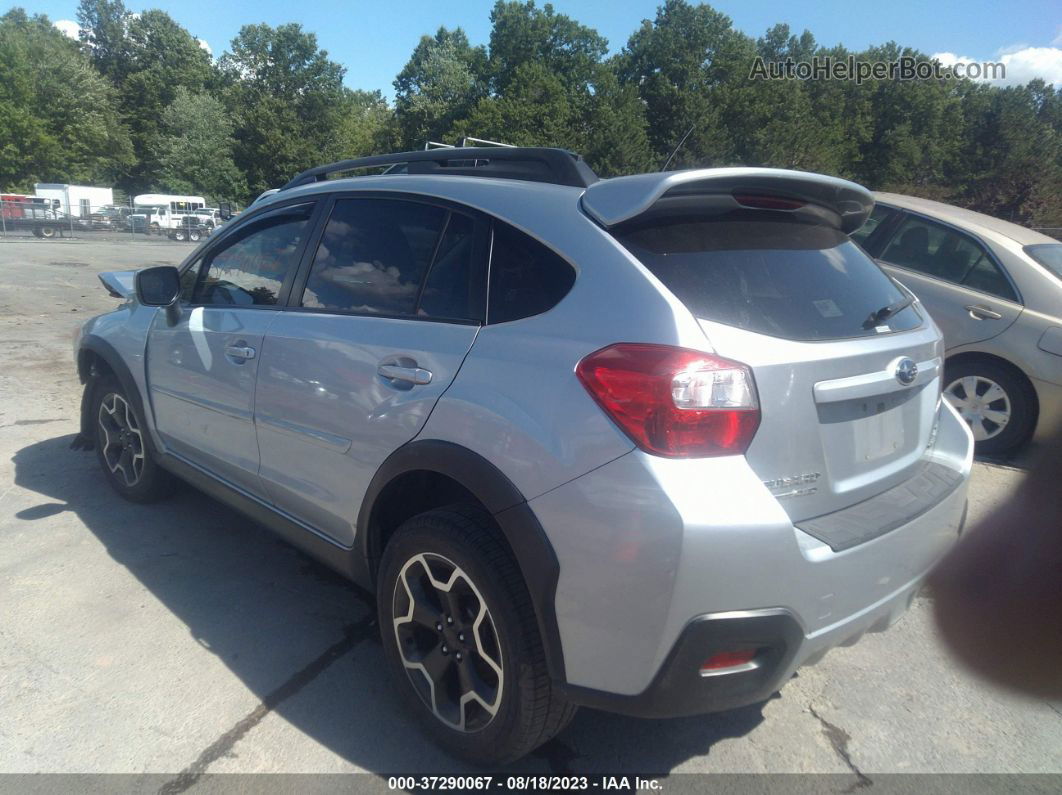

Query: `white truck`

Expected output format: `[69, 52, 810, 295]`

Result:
[132, 194, 207, 234]
[34, 184, 115, 220]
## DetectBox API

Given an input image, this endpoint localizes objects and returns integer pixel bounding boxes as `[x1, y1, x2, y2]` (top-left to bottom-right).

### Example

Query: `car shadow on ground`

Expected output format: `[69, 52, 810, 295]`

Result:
[12, 434, 768, 778]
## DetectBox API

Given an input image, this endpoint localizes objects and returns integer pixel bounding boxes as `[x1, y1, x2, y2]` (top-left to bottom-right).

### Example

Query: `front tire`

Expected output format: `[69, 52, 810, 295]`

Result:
[92, 376, 175, 502]
[377, 506, 575, 765]
[944, 359, 1036, 456]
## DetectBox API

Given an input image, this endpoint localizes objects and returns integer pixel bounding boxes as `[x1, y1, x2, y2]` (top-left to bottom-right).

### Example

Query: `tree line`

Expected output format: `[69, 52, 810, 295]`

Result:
[0, 0, 1059, 225]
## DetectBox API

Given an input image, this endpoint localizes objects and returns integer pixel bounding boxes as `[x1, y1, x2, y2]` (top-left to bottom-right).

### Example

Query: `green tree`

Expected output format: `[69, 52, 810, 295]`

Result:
[75, 0, 131, 83]
[154, 87, 246, 202]
[579, 66, 652, 176]
[956, 80, 1062, 225]
[119, 10, 216, 189]
[618, 0, 752, 169]
[332, 89, 397, 158]
[0, 8, 133, 189]
[486, 1, 607, 95]
[454, 61, 574, 147]
[393, 28, 485, 147]
[219, 22, 347, 196]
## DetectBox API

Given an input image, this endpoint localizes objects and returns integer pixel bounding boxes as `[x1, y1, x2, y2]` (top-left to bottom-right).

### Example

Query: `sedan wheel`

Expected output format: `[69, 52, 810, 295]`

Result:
[944, 375, 1011, 442]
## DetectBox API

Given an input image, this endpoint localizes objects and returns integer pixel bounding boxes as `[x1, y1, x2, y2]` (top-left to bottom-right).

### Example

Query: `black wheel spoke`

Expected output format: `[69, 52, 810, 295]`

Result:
[392, 551, 504, 732]
[420, 643, 451, 684]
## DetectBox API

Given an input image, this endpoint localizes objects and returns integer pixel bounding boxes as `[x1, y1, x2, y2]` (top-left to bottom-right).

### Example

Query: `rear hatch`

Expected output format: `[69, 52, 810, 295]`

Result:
[611, 201, 942, 521]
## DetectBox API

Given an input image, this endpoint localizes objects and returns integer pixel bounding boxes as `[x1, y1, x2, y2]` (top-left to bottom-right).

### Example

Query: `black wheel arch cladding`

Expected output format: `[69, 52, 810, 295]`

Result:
[358, 439, 567, 683]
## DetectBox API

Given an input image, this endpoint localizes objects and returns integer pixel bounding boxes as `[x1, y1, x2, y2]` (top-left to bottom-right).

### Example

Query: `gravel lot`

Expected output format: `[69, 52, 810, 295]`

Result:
[0, 238, 1059, 783]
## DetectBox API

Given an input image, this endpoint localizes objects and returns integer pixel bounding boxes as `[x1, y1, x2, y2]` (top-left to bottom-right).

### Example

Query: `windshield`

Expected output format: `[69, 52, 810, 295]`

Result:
[615, 212, 922, 341]
[1025, 244, 1062, 279]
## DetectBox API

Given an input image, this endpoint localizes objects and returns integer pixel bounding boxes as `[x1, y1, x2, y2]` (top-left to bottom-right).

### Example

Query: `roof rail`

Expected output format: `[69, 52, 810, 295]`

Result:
[279, 147, 598, 191]
[460, 136, 515, 148]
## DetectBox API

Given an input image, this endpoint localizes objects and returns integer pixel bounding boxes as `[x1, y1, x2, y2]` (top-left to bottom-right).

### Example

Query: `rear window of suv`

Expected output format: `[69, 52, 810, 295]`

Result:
[614, 212, 922, 341]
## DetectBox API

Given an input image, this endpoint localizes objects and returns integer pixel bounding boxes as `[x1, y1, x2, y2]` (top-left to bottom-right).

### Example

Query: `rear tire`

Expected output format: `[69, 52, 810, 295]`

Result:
[39, 225, 56, 238]
[944, 359, 1036, 456]
[377, 505, 576, 765]
[189, 229, 202, 242]
[92, 376, 175, 503]
[173, 229, 186, 241]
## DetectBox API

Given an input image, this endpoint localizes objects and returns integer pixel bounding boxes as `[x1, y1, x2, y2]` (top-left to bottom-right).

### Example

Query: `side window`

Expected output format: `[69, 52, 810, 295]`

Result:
[194, 207, 312, 307]
[488, 222, 575, 324]
[417, 213, 485, 322]
[963, 256, 1017, 301]
[850, 205, 898, 249]
[881, 216, 992, 286]
[301, 199, 446, 315]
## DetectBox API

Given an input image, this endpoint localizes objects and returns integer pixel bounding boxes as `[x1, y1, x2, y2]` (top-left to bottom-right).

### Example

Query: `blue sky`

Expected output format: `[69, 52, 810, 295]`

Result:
[18, 0, 1062, 95]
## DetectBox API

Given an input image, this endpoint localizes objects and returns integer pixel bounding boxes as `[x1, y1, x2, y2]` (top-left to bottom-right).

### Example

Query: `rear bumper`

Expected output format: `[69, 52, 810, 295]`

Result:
[533, 400, 973, 714]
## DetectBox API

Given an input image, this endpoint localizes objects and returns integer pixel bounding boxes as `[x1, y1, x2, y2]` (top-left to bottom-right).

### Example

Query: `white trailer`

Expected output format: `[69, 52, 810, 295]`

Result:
[34, 183, 114, 218]
[132, 193, 207, 232]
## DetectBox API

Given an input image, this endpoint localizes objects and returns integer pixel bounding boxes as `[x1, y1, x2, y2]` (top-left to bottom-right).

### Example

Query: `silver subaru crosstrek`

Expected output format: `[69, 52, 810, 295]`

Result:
[74, 148, 972, 764]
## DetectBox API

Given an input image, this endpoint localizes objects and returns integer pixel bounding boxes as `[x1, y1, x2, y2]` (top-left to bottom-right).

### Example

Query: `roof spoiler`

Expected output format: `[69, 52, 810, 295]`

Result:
[581, 168, 874, 234]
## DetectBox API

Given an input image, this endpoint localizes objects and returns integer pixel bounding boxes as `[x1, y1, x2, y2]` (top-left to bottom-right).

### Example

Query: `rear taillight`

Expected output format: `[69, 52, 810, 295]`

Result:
[576, 343, 760, 458]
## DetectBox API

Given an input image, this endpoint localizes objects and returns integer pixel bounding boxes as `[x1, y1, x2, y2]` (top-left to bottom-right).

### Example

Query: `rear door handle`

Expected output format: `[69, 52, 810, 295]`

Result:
[377, 364, 432, 385]
[965, 304, 1003, 320]
[225, 345, 256, 361]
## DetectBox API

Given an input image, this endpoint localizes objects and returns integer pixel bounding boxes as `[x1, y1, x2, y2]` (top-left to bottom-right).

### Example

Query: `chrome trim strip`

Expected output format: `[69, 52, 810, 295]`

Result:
[813, 357, 940, 403]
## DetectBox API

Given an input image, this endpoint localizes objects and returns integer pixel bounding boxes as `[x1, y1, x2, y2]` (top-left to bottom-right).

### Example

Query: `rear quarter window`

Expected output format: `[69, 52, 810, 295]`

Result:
[487, 222, 575, 324]
[615, 212, 921, 341]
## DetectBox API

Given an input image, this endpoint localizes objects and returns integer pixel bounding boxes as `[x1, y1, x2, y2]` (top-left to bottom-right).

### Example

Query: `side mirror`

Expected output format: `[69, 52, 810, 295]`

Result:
[135, 265, 181, 306]
[219, 202, 233, 221]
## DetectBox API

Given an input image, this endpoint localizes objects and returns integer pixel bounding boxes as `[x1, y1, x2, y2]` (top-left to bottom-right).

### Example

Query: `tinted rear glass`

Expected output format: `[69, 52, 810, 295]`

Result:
[615, 213, 921, 341]
[1025, 244, 1062, 279]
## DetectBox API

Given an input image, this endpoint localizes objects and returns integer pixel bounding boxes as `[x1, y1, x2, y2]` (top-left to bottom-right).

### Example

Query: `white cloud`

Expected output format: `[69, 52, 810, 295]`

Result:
[197, 38, 212, 56]
[54, 19, 81, 40]
[932, 47, 1062, 87]
[1051, 27, 1062, 47]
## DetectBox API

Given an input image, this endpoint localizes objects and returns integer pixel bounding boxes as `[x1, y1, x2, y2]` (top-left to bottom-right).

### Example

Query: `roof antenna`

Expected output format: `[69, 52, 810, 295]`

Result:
[660, 124, 696, 172]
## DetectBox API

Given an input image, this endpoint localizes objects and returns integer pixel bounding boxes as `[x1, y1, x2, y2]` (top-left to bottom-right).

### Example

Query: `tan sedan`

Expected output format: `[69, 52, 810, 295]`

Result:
[853, 193, 1062, 455]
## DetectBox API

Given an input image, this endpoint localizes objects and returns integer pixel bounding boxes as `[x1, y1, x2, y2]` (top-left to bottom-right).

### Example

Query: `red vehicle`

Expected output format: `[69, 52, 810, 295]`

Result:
[1, 194, 68, 237]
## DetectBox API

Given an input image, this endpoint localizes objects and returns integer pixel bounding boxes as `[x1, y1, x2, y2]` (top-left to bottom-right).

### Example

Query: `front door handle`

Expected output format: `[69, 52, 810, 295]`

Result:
[965, 304, 1003, 320]
[377, 364, 433, 385]
[225, 344, 256, 361]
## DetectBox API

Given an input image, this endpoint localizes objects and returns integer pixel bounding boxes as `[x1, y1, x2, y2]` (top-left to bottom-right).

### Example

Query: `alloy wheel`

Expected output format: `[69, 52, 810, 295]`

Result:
[392, 552, 504, 732]
[97, 392, 146, 487]
[944, 375, 1011, 442]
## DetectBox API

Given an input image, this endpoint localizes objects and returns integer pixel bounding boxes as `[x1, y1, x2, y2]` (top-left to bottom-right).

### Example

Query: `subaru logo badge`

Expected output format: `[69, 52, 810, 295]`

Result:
[895, 357, 918, 386]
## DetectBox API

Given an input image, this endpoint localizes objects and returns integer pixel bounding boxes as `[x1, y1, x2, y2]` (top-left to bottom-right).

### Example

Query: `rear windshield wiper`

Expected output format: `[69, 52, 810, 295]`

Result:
[863, 295, 913, 329]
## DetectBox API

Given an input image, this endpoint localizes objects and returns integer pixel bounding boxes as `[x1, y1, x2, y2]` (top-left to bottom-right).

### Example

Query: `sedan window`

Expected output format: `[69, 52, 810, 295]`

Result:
[880, 216, 1016, 301]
